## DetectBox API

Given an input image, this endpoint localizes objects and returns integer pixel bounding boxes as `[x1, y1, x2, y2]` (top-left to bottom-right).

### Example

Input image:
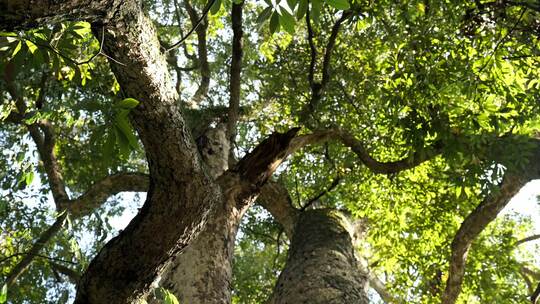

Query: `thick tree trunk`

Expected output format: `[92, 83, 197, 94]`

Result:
[157, 195, 248, 304]
[269, 209, 369, 304]
[152, 125, 240, 304]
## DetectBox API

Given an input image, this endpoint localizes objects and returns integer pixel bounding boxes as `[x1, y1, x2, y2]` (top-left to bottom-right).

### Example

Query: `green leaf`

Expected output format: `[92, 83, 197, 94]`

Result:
[0, 32, 17, 37]
[25, 171, 34, 186]
[269, 11, 280, 34]
[210, 0, 222, 15]
[296, 0, 308, 20]
[257, 7, 274, 26]
[287, 0, 298, 10]
[326, 0, 350, 10]
[103, 129, 116, 161]
[158, 288, 180, 304]
[25, 40, 38, 54]
[116, 98, 140, 109]
[0, 284, 7, 303]
[11, 40, 22, 57]
[279, 8, 296, 34]
[114, 125, 131, 158]
[311, 0, 322, 23]
[115, 113, 139, 149]
[72, 22, 90, 38]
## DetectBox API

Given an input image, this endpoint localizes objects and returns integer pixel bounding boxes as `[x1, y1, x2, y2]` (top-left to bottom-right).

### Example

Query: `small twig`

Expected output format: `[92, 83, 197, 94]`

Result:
[25, 26, 125, 66]
[166, 0, 216, 52]
[300, 176, 341, 211]
[476, 8, 527, 74]
[306, 3, 317, 88]
[516, 234, 540, 246]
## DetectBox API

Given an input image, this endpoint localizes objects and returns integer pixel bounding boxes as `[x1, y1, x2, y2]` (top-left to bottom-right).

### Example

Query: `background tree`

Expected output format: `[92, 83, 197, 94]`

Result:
[0, 0, 539, 303]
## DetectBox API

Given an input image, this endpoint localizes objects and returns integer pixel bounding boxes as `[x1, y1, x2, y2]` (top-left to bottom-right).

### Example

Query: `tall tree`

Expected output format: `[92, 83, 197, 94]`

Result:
[0, 0, 539, 303]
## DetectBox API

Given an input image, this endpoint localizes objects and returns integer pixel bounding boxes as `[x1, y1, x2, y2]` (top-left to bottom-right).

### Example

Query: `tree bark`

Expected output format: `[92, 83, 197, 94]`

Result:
[156, 188, 248, 304]
[269, 209, 369, 304]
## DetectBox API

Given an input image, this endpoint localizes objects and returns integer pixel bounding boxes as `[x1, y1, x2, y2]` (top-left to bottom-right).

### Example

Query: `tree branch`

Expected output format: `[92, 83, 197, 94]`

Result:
[337, 129, 443, 174]
[228, 127, 300, 191]
[4, 66, 70, 207]
[49, 261, 81, 284]
[520, 267, 535, 293]
[441, 174, 527, 304]
[368, 274, 401, 304]
[226, 1, 244, 149]
[286, 128, 442, 174]
[533, 282, 540, 304]
[165, 0, 215, 52]
[183, 0, 210, 105]
[306, 4, 317, 89]
[257, 181, 299, 238]
[3, 172, 149, 289]
[2, 2, 220, 302]
[299, 11, 352, 123]
[300, 176, 341, 211]
[523, 266, 540, 281]
[321, 11, 352, 88]
[516, 234, 540, 246]
[4, 212, 68, 287]
[67, 172, 149, 218]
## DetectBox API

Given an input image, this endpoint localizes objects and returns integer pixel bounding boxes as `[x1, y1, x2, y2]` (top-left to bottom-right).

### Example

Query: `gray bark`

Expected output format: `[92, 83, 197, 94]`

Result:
[269, 209, 369, 304]
[157, 192, 248, 304]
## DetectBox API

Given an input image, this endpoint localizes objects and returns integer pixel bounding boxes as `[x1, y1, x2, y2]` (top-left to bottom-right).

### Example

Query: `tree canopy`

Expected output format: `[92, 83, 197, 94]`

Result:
[0, 0, 539, 303]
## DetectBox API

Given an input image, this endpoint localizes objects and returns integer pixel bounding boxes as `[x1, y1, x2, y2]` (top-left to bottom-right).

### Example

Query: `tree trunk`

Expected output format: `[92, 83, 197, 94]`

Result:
[151, 125, 241, 304]
[269, 209, 369, 304]
[157, 195, 248, 304]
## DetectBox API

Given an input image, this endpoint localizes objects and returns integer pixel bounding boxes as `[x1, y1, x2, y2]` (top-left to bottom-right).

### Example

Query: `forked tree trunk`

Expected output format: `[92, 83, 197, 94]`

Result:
[153, 126, 244, 304]
[156, 197, 248, 304]
[269, 209, 369, 304]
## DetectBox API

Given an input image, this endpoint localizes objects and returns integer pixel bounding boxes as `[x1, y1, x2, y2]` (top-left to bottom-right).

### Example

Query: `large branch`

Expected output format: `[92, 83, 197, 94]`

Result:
[441, 174, 527, 304]
[299, 11, 351, 123]
[4, 66, 70, 206]
[226, 1, 244, 148]
[49, 261, 81, 284]
[516, 234, 540, 246]
[287, 129, 441, 174]
[257, 181, 299, 238]
[183, 0, 210, 105]
[305, 5, 317, 89]
[0, 0, 121, 29]
[337, 130, 443, 174]
[68, 172, 149, 218]
[227, 127, 300, 193]
[368, 274, 401, 304]
[533, 282, 540, 304]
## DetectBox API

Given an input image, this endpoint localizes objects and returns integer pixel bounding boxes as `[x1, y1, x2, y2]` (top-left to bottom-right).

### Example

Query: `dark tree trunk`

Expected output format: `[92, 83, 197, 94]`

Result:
[269, 209, 369, 304]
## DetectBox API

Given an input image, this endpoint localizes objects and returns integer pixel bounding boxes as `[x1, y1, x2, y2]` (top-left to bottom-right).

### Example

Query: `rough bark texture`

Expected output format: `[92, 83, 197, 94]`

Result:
[157, 187, 248, 304]
[154, 126, 235, 304]
[73, 1, 224, 302]
[0, 0, 120, 30]
[270, 209, 369, 304]
[153, 127, 300, 304]
[2, 1, 221, 302]
[257, 181, 299, 238]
